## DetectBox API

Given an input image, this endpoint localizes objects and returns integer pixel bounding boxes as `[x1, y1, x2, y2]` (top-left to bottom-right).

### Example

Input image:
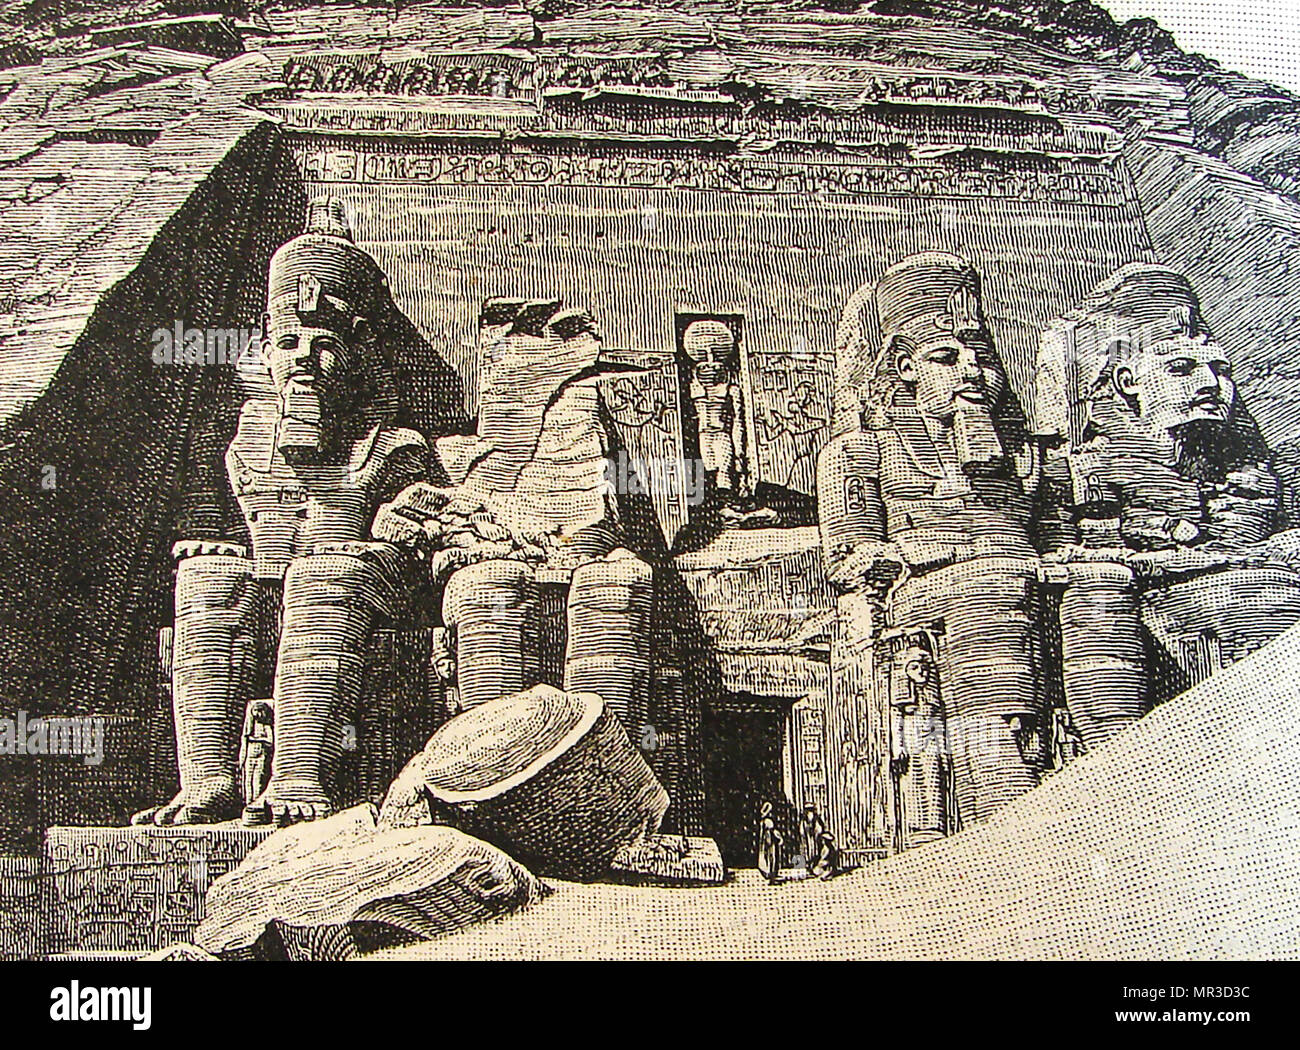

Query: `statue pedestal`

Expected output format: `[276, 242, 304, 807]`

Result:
[41, 824, 272, 958]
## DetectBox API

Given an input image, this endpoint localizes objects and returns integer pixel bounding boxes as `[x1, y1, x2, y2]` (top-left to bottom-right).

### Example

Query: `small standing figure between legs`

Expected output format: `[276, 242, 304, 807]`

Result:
[1050, 706, 1085, 772]
[238, 701, 274, 822]
[430, 626, 461, 718]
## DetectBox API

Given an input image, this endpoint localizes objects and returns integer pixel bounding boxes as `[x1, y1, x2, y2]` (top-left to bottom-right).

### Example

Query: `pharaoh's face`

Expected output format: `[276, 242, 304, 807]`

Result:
[264, 314, 370, 419]
[1115, 334, 1235, 435]
[896, 333, 1006, 422]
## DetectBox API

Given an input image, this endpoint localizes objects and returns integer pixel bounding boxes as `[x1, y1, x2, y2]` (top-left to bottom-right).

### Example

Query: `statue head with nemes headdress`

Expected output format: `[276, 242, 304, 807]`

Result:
[262, 199, 400, 456]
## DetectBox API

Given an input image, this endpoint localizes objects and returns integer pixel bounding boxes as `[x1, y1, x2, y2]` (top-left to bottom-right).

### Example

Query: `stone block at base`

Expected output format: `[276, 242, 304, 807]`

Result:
[609, 835, 726, 885]
[42, 824, 273, 957]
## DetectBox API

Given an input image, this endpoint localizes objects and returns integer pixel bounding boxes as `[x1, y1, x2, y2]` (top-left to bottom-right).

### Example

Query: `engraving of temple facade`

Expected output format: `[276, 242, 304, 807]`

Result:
[5, 2, 1300, 956]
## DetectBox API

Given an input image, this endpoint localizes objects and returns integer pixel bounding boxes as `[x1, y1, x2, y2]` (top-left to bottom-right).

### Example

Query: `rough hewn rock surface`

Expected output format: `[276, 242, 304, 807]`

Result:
[0, 46, 302, 845]
[195, 803, 547, 959]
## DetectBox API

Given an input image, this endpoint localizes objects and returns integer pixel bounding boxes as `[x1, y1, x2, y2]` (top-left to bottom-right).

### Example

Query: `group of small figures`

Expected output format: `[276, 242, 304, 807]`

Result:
[757, 802, 841, 884]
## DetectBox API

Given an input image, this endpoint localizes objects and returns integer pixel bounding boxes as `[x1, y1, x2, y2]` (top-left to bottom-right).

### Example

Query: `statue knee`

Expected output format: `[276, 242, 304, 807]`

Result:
[173, 549, 256, 618]
[442, 559, 540, 711]
[566, 553, 654, 616]
[565, 554, 654, 730]
[442, 558, 538, 626]
[282, 544, 410, 620]
[566, 554, 655, 662]
[1057, 561, 1147, 748]
[1057, 561, 1142, 658]
[171, 552, 258, 676]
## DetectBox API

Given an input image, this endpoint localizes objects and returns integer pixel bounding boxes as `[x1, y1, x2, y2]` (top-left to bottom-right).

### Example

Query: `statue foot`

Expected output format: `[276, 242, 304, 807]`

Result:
[243, 780, 334, 828]
[131, 777, 240, 826]
[717, 504, 779, 529]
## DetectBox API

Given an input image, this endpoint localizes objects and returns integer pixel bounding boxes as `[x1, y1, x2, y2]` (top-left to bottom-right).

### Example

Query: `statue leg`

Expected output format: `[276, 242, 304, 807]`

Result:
[1058, 562, 1147, 749]
[133, 552, 257, 826]
[950, 561, 1048, 825]
[564, 553, 654, 734]
[248, 544, 413, 826]
[441, 559, 539, 711]
[700, 430, 735, 493]
[894, 559, 1047, 827]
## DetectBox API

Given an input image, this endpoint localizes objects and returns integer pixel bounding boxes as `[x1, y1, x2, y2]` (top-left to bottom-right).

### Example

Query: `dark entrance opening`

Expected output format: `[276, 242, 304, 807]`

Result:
[701, 692, 796, 868]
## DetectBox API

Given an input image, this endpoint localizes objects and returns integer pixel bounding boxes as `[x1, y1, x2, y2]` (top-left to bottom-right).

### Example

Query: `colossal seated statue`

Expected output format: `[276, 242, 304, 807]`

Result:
[136, 209, 659, 831]
[134, 201, 436, 828]
[817, 252, 1065, 831]
[1035, 264, 1300, 732]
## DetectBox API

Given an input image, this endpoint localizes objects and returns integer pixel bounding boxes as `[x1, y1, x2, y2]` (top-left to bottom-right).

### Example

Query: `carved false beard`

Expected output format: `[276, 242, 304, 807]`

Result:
[952, 402, 1005, 473]
[276, 384, 329, 459]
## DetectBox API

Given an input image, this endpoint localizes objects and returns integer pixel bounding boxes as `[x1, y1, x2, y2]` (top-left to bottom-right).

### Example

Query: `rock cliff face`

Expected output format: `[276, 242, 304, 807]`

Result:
[2, 1, 1298, 844]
